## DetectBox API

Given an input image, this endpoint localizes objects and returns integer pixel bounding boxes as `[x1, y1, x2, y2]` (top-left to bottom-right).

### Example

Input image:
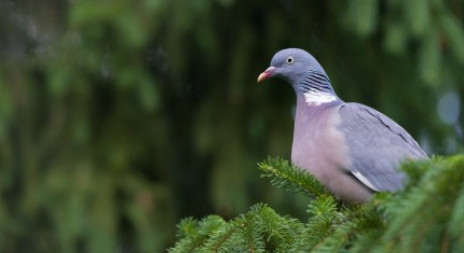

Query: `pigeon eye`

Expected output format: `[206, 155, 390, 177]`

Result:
[286, 56, 294, 64]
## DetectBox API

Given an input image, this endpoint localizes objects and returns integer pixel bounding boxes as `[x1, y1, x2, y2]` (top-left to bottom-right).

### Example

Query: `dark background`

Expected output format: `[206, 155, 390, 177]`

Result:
[0, 0, 463, 252]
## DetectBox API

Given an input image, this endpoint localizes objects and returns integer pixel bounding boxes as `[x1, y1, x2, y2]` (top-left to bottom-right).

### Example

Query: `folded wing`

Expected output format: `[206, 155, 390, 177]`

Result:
[338, 102, 428, 192]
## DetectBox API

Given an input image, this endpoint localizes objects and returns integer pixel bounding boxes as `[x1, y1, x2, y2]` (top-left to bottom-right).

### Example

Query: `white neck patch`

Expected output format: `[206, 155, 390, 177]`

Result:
[303, 90, 338, 106]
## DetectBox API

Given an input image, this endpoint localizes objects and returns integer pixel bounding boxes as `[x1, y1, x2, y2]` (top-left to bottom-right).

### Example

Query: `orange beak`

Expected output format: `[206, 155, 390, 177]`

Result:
[257, 66, 276, 83]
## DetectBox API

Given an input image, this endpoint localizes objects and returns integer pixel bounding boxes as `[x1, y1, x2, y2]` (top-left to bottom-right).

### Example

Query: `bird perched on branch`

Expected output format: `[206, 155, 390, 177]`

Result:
[258, 48, 428, 204]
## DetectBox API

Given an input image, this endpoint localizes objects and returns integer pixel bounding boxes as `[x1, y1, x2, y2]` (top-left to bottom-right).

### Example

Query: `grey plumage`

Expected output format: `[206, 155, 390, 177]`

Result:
[339, 103, 427, 192]
[258, 48, 427, 203]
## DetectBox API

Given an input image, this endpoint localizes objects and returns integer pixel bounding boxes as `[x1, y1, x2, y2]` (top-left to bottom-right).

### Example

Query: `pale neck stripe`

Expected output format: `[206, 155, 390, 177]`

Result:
[303, 90, 338, 106]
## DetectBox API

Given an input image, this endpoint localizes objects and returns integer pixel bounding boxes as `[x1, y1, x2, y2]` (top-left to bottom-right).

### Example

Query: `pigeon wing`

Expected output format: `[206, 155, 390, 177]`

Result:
[338, 102, 427, 192]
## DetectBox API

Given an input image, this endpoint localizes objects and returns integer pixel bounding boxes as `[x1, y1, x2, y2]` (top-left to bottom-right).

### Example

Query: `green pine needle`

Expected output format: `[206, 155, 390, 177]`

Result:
[169, 155, 464, 253]
[258, 156, 329, 198]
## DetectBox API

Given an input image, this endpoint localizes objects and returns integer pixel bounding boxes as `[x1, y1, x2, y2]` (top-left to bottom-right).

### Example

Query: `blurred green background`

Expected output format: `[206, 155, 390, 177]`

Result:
[0, 0, 463, 252]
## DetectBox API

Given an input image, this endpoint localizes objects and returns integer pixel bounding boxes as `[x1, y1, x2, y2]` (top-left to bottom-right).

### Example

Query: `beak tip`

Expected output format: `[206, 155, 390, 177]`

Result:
[257, 66, 276, 83]
[257, 73, 266, 83]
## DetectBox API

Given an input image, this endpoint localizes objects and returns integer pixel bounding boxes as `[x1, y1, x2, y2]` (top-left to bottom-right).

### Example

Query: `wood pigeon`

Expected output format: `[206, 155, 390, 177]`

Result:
[258, 48, 428, 204]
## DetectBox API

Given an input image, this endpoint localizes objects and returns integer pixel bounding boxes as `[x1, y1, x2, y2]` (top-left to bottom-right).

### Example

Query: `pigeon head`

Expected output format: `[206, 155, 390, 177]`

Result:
[258, 48, 336, 101]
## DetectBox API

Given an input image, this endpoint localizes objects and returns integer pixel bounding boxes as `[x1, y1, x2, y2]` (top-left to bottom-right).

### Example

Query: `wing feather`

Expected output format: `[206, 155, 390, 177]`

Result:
[338, 102, 427, 192]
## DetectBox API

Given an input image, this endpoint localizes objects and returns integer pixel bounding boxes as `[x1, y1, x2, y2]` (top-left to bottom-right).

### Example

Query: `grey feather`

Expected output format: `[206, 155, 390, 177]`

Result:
[338, 102, 428, 192]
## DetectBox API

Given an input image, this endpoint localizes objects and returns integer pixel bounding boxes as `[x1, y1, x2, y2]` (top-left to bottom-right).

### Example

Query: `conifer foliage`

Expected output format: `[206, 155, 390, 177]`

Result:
[169, 156, 464, 252]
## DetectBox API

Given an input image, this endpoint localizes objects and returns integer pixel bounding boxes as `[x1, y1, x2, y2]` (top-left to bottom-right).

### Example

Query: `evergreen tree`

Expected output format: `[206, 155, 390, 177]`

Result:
[170, 156, 464, 252]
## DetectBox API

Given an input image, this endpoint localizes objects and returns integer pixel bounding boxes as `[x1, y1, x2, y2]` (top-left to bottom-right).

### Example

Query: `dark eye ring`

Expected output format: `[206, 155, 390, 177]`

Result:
[287, 56, 294, 64]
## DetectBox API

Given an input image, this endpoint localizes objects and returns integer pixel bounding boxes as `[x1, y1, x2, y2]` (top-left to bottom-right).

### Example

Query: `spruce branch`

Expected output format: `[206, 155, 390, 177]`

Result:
[258, 156, 330, 198]
[169, 215, 225, 253]
[175, 217, 199, 239]
[170, 156, 464, 253]
[200, 222, 238, 253]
